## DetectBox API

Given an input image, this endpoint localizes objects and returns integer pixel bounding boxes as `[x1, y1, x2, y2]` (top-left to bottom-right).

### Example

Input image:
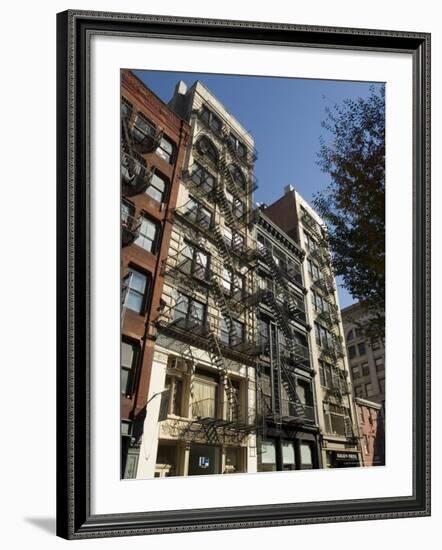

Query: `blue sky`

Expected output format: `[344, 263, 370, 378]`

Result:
[133, 69, 384, 308]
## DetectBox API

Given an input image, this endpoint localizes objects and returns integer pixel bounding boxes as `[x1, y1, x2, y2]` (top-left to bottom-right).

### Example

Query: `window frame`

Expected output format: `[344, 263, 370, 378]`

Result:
[155, 134, 176, 164]
[124, 266, 150, 314]
[134, 214, 161, 253]
[121, 338, 139, 397]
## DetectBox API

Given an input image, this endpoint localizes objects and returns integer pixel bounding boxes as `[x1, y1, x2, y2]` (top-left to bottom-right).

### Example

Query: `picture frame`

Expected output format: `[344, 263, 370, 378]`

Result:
[56, 9, 431, 539]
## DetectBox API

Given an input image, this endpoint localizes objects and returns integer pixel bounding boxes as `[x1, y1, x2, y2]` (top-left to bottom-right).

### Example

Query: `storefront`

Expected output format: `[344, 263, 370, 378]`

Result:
[258, 434, 320, 471]
[326, 450, 360, 468]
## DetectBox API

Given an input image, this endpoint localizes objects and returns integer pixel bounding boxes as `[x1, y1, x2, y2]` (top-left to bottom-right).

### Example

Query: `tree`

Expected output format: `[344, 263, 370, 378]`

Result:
[314, 86, 385, 339]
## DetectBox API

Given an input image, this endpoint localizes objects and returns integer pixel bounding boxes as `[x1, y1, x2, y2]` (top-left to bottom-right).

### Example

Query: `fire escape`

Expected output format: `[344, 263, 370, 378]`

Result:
[120, 103, 162, 246]
[154, 107, 260, 446]
[255, 239, 314, 431]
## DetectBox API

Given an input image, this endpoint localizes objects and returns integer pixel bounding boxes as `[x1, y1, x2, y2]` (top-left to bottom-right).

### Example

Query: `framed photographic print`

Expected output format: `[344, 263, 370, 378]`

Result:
[56, 10, 431, 539]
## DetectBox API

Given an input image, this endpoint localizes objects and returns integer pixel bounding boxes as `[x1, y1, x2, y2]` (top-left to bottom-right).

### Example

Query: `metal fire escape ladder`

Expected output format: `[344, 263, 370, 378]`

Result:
[206, 328, 240, 424]
[271, 336, 283, 429]
[279, 355, 308, 420]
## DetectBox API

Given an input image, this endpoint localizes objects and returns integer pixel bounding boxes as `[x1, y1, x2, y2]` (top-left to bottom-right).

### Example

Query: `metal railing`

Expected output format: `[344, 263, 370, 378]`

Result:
[121, 212, 141, 247]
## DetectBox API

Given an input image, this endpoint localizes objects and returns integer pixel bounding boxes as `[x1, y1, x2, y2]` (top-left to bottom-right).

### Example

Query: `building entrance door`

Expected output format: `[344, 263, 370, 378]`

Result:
[188, 444, 221, 476]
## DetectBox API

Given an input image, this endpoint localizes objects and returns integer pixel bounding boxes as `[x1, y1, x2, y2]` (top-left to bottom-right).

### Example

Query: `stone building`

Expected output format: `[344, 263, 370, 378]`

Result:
[135, 80, 260, 478]
[262, 186, 362, 468]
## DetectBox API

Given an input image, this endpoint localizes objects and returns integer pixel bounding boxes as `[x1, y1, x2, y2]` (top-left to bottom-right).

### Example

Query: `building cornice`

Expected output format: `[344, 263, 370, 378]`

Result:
[255, 209, 304, 261]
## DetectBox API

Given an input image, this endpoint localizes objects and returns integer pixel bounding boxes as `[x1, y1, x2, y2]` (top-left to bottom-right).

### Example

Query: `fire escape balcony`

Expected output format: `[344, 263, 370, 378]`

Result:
[221, 234, 257, 266]
[301, 211, 322, 238]
[308, 245, 330, 267]
[155, 309, 260, 364]
[254, 246, 303, 288]
[161, 256, 212, 291]
[311, 275, 335, 295]
[224, 132, 258, 168]
[131, 124, 163, 155]
[121, 151, 154, 197]
[317, 306, 340, 327]
[181, 169, 217, 205]
[173, 201, 216, 241]
[121, 212, 141, 247]
[280, 400, 316, 424]
[222, 165, 258, 200]
[195, 107, 226, 140]
[319, 339, 345, 362]
[280, 343, 311, 370]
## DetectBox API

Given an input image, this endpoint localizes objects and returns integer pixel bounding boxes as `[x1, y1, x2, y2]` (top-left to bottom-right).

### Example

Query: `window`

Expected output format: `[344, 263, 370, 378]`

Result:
[308, 260, 321, 281]
[134, 216, 160, 253]
[228, 134, 247, 160]
[233, 197, 245, 220]
[221, 267, 233, 293]
[124, 268, 149, 313]
[121, 340, 137, 396]
[348, 345, 356, 360]
[319, 362, 344, 393]
[323, 403, 351, 436]
[192, 373, 218, 418]
[319, 361, 332, 388]
[191, 162, 215, 193]
[146, 171, 168, 203]
[221, 268, 243, 296]
[366, 383, 375, 397]
[132, 112, 156, 144]
[347, 329, 355, 341]
[361, 362, 370, 376]
[351, 365, 361, 379]
[220, 317, 244, 347]
[372, 339, 381, 351]
[156, 135, 175, 164]
[121, 97, 133, 120]
[375, 357, 384, 371]
[355, 385, 365, 397]
[227, 164, 247, 190]
[197, 136, 218, 165]
[300, 442, 314, 469]
[223, 225, 244, 252]
[186, 197, 212, 229]
[315, 322, 333, 348]
[355, 327, 363, 338]
[259, 317, 271, 350]
[172, 293, 206, 328]
[282, 441, 296, 470]
[379, 378, 385, 394]
[201, 106, 223, 134]
[260, 440, 277, 472]
[358, 342, 366, 356]
[178, 242, 209, 280]
[164, 375, 183, 416]
[304, 232, 317, 251]
[121, 199, 135, 224]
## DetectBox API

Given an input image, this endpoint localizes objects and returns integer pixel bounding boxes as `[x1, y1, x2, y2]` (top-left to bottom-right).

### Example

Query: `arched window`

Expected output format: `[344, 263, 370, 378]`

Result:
[196, 135, 218, 166]
[227, 164, 247, 191]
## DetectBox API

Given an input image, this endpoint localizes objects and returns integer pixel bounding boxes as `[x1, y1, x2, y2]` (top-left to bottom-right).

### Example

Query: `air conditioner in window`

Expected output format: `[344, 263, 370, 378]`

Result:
[169, 357, 188, 372]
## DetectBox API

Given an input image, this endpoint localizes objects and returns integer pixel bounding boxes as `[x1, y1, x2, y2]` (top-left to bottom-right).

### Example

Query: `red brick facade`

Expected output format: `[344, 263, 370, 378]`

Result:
[355, 398, 385, 467]
[120, 70, 190, 435]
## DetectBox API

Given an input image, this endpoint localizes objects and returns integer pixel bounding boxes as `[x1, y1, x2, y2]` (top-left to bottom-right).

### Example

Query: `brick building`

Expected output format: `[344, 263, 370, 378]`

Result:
[120, 70, 190, 477]
[355, 398, 385, 466]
